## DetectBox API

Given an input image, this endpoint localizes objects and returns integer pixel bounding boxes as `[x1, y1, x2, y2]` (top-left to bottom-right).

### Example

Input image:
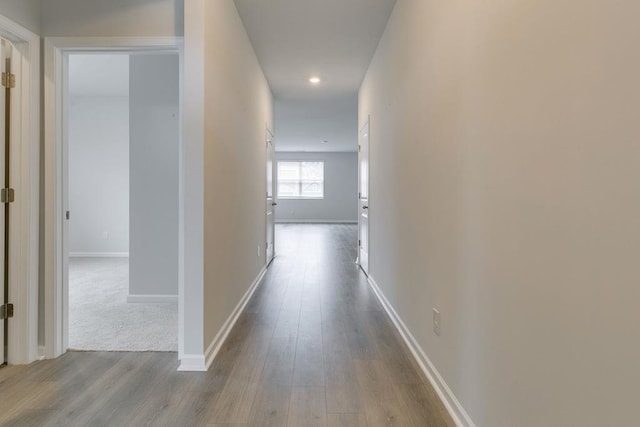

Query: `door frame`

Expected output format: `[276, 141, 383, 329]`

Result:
[358, 116, 370, 275]
[0, 14, 40, 365]
[43, 37, 187, 361]
[265, 126, 276, 265]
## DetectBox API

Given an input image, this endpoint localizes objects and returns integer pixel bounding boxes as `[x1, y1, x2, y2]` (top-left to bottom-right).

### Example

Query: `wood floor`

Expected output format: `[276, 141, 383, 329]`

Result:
[0, 224, 454, 426]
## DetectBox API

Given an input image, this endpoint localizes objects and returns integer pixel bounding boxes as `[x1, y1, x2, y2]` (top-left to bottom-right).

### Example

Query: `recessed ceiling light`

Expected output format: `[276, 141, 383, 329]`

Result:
[309, 77, 321, 84]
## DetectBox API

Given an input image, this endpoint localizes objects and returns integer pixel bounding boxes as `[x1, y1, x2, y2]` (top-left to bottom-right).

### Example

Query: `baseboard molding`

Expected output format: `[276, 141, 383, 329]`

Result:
[177, 354, 207, 372]
[38, 345, 46, 361]
[275, 220, 358, 224]
[367, 275, 476, 427]
[127, 294, 178, 304]
[69, 252, 129, 258]
[203, 266, 268, 370]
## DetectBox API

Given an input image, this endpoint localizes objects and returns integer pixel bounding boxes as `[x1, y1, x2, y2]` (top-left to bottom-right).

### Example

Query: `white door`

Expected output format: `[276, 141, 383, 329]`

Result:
[358, 119, 370, 275]
[265, 129, 276, 265]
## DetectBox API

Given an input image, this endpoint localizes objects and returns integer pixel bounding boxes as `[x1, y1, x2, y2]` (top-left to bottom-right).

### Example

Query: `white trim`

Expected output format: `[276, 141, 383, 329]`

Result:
[69, 252, 129, 258]
[367, 275, 476, 427]
[127, 294, 178, 304]
[178, 266, 267, 372]
[0, 13, 40, 365]
[44, 37, 186, 362]
[275, 220, 358, 224]
[176, 354, 206, 372]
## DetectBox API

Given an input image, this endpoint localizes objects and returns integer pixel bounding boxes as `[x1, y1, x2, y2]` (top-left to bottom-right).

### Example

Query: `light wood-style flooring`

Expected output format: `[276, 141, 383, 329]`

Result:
[0, 224, 454, 426]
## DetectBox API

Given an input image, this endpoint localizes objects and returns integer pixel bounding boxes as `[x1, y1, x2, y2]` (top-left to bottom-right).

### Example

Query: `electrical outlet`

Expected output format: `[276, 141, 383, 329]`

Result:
[433, 308, 441, 336]
[101, 231, 109, 240]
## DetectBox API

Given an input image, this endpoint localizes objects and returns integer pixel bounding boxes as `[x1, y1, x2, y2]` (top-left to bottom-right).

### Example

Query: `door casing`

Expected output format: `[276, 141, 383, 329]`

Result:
[43, 37, 188, 364]
[358, 117, 370, 275]
[265, 127, 276, 265]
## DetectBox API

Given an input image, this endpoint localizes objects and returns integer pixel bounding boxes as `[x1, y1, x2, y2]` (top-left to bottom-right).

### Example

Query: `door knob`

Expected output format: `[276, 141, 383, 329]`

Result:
[272, 202, 278, 206]
[362, 206, 369, 210]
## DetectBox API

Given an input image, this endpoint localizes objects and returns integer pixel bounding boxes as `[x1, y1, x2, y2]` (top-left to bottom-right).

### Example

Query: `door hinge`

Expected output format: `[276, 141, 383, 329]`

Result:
[358, 145, 361, 152]
[0, 304, 14, 320]
[358, 239, 361, 247]
[0, 188, 15, 203]
[1, 72, 15, 89]
[66, 211, 70, 220]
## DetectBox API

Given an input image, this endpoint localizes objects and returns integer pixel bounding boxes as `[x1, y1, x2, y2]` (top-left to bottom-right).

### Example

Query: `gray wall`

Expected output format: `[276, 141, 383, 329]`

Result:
[68, 96, 130, 255]
[0, 0, 40, 34]
[199, 0, 273, 350]
[275, 152, 357, 223]
[360, 0, 640, 425]
[41, 0, 183, 36]
[129, 54, 179, 297]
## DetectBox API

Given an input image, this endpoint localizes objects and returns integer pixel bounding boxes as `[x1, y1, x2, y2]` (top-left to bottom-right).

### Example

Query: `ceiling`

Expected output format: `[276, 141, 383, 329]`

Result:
[68, 54, 129, 98]
[275, 95, 357, 152]
[234, 0, 396, 152]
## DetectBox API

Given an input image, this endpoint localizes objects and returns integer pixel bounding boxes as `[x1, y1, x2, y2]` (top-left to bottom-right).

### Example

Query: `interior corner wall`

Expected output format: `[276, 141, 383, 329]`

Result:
[202, 0, 273, 348]
[68, 96, 130, 255]
[275, 152, 357, 223]
[129, 54, 180, 298]
[0, 0, 40, 34]
[40, 0, 183, 37]
[359, 0, 640, 426]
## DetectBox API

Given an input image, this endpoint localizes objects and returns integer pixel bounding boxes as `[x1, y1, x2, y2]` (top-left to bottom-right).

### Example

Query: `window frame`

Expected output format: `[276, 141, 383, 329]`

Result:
[277, 160, 325, 200]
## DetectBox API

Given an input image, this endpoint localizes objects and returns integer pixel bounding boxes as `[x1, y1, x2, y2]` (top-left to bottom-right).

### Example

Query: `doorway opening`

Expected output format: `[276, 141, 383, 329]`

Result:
[66, 52, 179, 352]
[271, 96, 365, 270]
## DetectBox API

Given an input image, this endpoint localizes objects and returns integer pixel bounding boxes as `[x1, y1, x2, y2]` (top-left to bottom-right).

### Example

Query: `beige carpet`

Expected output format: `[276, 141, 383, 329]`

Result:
[69, 257, 178, 351]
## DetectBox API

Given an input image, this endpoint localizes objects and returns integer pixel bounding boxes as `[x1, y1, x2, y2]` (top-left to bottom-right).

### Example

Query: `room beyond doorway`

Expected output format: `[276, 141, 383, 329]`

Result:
[66, 52, 179, 352]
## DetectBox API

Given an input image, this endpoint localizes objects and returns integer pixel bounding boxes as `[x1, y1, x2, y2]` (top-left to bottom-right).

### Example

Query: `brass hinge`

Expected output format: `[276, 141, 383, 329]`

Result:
[0, 188, 15, 203]
[0, 304, 14, 320]
[1, 72, 15, 89]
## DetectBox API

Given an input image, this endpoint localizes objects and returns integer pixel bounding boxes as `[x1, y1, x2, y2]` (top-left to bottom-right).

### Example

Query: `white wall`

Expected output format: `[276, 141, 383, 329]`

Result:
[199, 0, 273, 350]
[360, 0, 640, 426]
[41, 0, 183, 36]
[0, 0, 40, 34]
[275, 152, 357, 223]
[129, 54, 179, 298]
[68, 97, 129, 255]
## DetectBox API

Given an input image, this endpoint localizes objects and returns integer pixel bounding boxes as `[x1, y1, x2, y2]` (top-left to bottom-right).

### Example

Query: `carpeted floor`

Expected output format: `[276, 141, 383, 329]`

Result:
[69, 257, 178, 352]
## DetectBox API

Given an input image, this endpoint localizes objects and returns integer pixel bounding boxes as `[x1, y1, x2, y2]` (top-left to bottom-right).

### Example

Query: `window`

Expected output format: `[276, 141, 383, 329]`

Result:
[277, 161, 325, 199]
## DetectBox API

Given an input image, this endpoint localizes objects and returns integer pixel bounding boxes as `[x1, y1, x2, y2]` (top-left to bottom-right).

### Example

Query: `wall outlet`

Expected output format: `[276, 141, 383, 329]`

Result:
[433, 308, 441, 336]
[101, 231, 109, 240]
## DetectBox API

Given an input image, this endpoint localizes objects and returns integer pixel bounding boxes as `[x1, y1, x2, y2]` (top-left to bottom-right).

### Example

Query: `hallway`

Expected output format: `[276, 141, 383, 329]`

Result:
[0, 225, 453, 426]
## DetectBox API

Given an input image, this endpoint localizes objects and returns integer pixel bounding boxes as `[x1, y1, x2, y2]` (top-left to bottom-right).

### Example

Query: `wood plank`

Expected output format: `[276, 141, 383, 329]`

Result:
[394, 382, 456, 427]
[288, 386, 327, 427]
[354, 360, 412, 427]
[247, 382, 291, 427]
[293, 309, 324, 386]
[327, 413, 368, 427]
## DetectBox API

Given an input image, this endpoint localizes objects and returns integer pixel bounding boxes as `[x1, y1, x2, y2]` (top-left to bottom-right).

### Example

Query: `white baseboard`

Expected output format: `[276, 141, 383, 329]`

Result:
[38, 345, 46, 361]
[367, 276, 476, 427]
[177, 354, 207, 372]
[203, 265, 268, 370]
[127, 294, 178, 304]
[275, 220, 357, 224]
[69, 252, 129, 258]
